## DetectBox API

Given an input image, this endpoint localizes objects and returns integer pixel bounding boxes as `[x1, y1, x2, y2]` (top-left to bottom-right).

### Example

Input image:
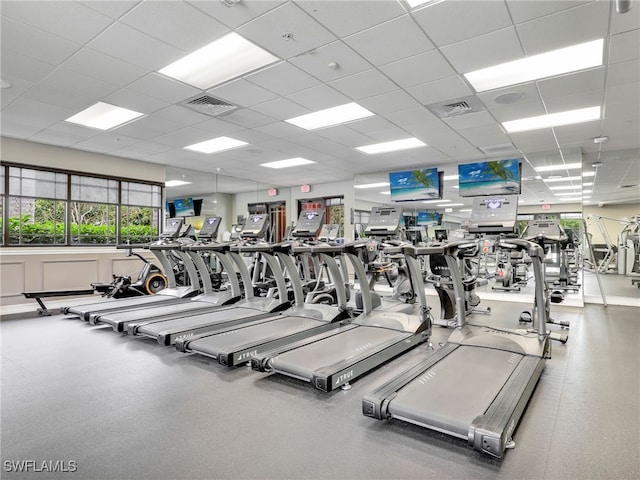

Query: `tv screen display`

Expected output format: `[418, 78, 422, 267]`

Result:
[417, 211, 442, 226]
[458, 159, 521, 197]
[389, 168, 441, 202]
[173, 197, 195, 217]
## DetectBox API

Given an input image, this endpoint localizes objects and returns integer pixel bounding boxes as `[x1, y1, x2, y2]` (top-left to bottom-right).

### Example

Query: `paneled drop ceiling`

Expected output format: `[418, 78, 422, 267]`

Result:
[1, 0, 638, 210]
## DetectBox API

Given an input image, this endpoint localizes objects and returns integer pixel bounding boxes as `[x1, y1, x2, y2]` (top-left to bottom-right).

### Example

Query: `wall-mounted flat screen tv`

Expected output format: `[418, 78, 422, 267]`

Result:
[417, 211, 442, 226]
[389, 168, 442, 202]
[458, 159, 521, 197]
[173, 197, 195, 217]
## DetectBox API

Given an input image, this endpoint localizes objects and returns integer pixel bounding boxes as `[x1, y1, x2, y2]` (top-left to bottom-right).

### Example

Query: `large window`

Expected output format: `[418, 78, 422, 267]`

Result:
[1, 164, 162, 246]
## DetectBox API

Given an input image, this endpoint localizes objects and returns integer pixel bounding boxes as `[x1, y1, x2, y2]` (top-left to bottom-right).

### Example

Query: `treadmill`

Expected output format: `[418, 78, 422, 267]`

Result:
[175, 210, 353, 367]
[125, 214, 293, 346]
[250, 206, 433, 392]
[61, 218, 200, 321]
[89, 216, 244, 331]
[362, 196, 552, 458]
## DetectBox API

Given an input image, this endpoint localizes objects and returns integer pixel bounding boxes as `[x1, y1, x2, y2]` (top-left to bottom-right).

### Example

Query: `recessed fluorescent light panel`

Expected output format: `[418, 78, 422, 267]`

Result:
[443, 175, 459, 181]
[165, 180, 192, 187]
[535, 162, 583, 172]
[65, 102, 144, 130]
[185, 136, 248, 154]
[503, 106, 600, 133]
[260, 157, 316, 169]
[159, 32, 279, 89]
[285, 103, 374, 130]
[354, 182, 390, 189]
[441, 203, 464, 207]
[422, 199, 448, 204]
[543, 176, 583, 183]
[465, 39, 604, 92]
[356, 138, 426, 154]
[406, 0, 444, 9]
[549, 185, 581, 190]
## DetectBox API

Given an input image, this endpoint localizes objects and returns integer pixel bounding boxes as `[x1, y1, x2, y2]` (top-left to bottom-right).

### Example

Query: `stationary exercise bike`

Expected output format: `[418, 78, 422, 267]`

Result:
[425, 241, 490, 327]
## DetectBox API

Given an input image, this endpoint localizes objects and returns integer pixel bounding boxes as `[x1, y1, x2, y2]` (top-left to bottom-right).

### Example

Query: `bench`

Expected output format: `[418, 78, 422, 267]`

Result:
[22, 289, 96, 316]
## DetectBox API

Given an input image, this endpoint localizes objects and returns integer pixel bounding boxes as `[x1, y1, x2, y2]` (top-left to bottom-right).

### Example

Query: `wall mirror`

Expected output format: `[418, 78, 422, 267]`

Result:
[354, 152, 587, 310]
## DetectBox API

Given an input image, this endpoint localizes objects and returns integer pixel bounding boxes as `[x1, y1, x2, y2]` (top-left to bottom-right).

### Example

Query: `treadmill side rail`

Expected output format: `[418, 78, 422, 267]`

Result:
[314, 330, 430, 392]
[469, 355, 546, 458]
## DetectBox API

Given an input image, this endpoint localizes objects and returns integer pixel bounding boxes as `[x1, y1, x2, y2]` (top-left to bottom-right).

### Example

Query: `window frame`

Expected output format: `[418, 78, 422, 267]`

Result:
[1, 162, 164, 247]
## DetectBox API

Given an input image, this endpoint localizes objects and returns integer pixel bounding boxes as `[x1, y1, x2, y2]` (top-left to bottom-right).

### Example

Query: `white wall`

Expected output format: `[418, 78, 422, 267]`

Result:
[1, 137, 165, 182]
[584, 203, 640, 244]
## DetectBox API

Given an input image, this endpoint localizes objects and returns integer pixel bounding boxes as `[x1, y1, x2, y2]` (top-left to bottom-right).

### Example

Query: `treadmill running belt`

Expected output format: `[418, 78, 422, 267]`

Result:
[387, 346, 522, 438]
[270, 326, 409, 381]
[187, 316, 327, 357]
[136, 307, 263, 337]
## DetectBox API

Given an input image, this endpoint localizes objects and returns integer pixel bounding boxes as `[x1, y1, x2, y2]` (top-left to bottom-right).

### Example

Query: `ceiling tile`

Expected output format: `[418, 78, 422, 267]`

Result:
[610, 4, 640, 34]
[607, 59, 640, 87]
[77, 1, 139, 19]
[554, 121, 603, 146]
[287, 84, 350, 110]
[329, 69, 397, 100]
[509, 129, 559, 152]
[405, 76, 473, 105]
[379, 50, 457, 88]
[288, 41, 373, 82]
[88, 22, 182, 71]
[103, 89, 171, 115]
[62, 48, 147, 87]
[537, 67, 606, 100]
[295, 0, 406, 37]
[344, 14, 434, 66]
[412, 0, 512, 47]
[516, 1, 610, 55]
[608, 29, 640, 64]
[250, 97, 308, 120]
[1, 1, 114, 44]
[126, 73, 201, 104]
[1, 17, 80, 65]
[187, 0, 286, 29]
[245, 62, 321, 96]
[207, 78, 279, 107]
[543, 89, 604, 113]
[358, 90, 422, 115]
[222, 108, 275, 129]
[237, 2, 336, 60]
[477, 82, 542, 109]
[153, 105, 213, 128]
[0, 52, 57, 84]
[23, 68, 121, 110]
[443, 111, 498, 130]
[254, 121, 305, 139]
[506, 0, 591, 24]
[120, 2, 228, 52]
[440, 27, 524, 73]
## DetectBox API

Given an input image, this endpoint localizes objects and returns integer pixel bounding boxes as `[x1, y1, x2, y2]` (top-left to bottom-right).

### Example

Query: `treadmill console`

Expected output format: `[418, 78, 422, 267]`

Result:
[318, 224, 340, 242]
[197, 216, 221, 240]
[162, 218, 184, 239]
[468, 196, 518, 234]
[241, 214, 269, 239]
[292, 210, 325, 238]
[365, 206, 402, 237]
[525, 219, 568, 244]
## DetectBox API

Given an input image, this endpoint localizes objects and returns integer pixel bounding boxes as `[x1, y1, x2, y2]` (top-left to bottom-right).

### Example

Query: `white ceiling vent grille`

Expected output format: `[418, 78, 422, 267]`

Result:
[181, 95, 238, 117]
[479, 143, 518, 155]
[426, 95, 487, 119]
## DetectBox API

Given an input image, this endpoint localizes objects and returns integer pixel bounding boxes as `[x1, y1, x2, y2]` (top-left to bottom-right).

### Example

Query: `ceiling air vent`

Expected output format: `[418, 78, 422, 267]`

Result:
[426, 95, 487, 119]
[181, 95, 238, 117]
[479, 143, 518, 155]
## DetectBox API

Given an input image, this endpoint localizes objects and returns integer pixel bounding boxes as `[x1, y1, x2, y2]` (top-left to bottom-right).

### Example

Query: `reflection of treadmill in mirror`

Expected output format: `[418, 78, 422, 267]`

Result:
[363, 197, 554, 458]
[89, 216, 246, 331]
[468, 196, 518, 235]
[61, 218, 200, 320]
[126, 213, 293, 346]
[176, 209, 354, 366]
[365, 206, 402, 238]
